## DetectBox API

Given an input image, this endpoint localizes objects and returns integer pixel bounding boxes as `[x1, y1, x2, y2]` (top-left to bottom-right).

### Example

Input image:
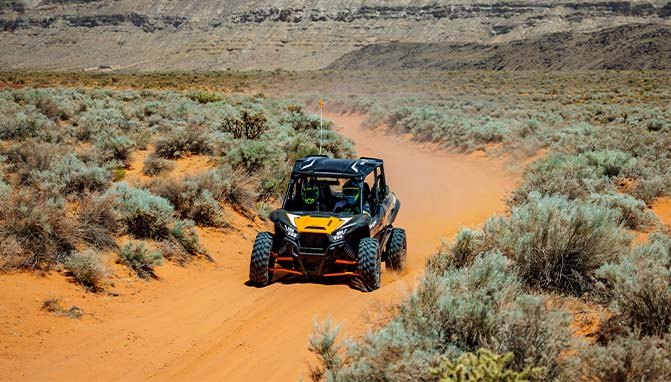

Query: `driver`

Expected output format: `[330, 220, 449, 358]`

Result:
[299, 181, 324, 211]
[333, 180, 370, 215]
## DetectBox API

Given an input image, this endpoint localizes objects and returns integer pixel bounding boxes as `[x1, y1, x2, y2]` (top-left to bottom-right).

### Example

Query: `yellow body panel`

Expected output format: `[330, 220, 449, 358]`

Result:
[294, 215, 345, 234]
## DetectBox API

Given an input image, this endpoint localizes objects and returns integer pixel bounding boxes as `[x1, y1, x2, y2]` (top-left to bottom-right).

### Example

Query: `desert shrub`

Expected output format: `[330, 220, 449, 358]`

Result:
[431, 194, 628, 296]
[154, 125, 212, 158]
[226, 140, 283, 173]
[561, 334, 671, 382]
[171, 219, 208, 259]
[313, 252, 571, 381]
[35, 96, 77, 121]
[0, 192, 82, 270]
[596, 233, 671, 337]
[510, 152, 628, 205]
[149, 177, 226, 227]
[189, 167, 255, 211]
[483, 194, 627, 295]
[0, 107, 54, 140]
[3, 140, 63, 183]
[219, 110, 269, 139]
[142, 153, 175, 176]
[28, 153, 111, 197]
[94, 131, 136, 164]
[647, 119, 667, 132]
[118, 242, 163, 279]
[105, 182, 174, 239]
[63, 249, 110, 291]
[308, 321, 344, 382]
[427, 229, 478, 272]
[282, 110, 329, 131]
[188, 91, 224, 104]
[74, 194, 121, 249]
[630, 176, 669, 205]
[431, 349, 545, 382]
[587, 192, 658, 230]
[584, 150, 637, 178]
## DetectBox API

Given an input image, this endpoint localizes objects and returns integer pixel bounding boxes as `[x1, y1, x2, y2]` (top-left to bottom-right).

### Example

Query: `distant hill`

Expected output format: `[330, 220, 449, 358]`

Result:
[327, 24, 671, 70]
[0, 1, 670, 71]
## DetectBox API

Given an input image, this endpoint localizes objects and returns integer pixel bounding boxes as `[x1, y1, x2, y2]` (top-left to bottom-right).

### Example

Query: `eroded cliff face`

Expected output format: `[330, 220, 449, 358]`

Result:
[1, 1, 669, 70]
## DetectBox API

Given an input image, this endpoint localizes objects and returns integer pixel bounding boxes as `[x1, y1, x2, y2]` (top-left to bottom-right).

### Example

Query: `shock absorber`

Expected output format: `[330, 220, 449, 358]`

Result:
[342, 241, 357, 260]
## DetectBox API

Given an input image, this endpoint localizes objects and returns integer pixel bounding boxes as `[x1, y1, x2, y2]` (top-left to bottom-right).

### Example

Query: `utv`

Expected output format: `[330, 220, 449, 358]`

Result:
[249, 155, 406, 292]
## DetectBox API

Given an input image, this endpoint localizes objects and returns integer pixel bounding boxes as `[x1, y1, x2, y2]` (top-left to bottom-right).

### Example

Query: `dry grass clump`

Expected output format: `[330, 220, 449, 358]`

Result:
[41, 298, 84, 319]
[64, 249, 111, 291]
[142, 153, 175, 176]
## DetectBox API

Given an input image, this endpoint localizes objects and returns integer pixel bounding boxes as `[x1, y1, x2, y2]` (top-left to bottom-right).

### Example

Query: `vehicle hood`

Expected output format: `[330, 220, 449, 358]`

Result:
[270, 209, 369, 235]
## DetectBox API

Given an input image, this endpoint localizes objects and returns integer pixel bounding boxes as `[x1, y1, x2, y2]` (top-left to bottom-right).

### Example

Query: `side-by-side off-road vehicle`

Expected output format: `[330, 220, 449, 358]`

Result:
[249, 155, 406, 291]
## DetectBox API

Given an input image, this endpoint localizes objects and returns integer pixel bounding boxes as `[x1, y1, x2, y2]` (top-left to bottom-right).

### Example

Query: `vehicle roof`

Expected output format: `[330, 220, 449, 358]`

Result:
[291, 155, 383, 179]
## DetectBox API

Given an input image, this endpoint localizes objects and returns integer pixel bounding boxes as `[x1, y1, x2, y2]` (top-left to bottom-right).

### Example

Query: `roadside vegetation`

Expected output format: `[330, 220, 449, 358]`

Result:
[1, 71, 670, 380]
[0, 86, 354, 290]
[308, 71, 671, 382]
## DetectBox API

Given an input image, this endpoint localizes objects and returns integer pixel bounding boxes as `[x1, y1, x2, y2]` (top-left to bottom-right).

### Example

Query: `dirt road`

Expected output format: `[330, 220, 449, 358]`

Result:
[0, 114, 514, 381]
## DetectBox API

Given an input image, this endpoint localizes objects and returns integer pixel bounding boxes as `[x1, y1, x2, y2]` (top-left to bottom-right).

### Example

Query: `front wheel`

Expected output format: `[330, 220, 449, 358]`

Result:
[385, 228, 407, 272]
[249, 232, 274, 286]
[357, 237, 381, 292]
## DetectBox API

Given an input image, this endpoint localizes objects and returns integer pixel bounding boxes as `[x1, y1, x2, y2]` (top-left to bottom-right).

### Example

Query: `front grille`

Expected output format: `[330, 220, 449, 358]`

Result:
[299, 233, 329, 250]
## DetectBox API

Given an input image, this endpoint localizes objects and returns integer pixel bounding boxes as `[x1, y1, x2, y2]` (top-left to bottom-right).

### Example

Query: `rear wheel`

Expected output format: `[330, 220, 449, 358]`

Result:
[357, 237, 381, 292]
[385, 228, 407, 271]
[249, 232, 274, 286]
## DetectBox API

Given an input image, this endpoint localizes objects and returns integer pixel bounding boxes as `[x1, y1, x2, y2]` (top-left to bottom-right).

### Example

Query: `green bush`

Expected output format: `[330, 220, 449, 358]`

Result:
[170, 219, 205, 258]
[219, 110, 269, 139]
[631, 176, 669, 205]
[587, 192, 657, 230]
[188, 167, 255, 211]
[226, 140, 283, 173]
[106, 182, 174, 239]
[312, 252, 571, 381]
[142, 153, 175, 176]
[149, 177, 226, 227]
[561, 334, 671, 382]
[432, 194, 628, 296]
[432, 349, 545, 382]
[118, 242, 163, 279]
[188, 91, 224, 104]
[510, 152, 627, 205]
[29, 153, 111, 197]
[596, 233, 671, 337]
[64, 249, 110, 291]
[154, 125, 212, 159]
[94, 131, 136, 164]
[0, 191, 82, 270]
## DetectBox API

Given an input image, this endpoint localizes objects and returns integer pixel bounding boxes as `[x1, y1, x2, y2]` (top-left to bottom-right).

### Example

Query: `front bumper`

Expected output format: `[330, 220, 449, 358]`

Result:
[270, 234, 358, 278]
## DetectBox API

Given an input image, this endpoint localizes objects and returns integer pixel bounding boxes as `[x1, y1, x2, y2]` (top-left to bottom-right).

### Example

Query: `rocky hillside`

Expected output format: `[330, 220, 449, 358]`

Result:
[327, 24, 671, 70]
[1, 1, 670, 71]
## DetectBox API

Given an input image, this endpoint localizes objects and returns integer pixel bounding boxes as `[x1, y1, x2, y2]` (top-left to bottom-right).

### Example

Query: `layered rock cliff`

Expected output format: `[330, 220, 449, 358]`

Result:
[1, 1, 669, 70]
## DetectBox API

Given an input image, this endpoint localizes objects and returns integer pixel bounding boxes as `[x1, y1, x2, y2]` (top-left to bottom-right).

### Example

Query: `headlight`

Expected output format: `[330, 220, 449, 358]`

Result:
[332, 229, 346, 241]
[283, 224, 298, 239]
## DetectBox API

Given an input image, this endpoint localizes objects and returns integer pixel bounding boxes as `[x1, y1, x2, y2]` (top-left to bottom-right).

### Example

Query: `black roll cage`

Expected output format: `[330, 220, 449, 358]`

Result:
[283, 156, 388, 214]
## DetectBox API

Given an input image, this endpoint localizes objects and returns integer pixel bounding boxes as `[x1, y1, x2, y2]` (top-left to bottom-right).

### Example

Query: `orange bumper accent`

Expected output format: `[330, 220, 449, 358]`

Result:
[322, 271, 358, 277]
[273, 256, 294, 262]
[269, 267, 303, 276]
[334, 259, 357, 266]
